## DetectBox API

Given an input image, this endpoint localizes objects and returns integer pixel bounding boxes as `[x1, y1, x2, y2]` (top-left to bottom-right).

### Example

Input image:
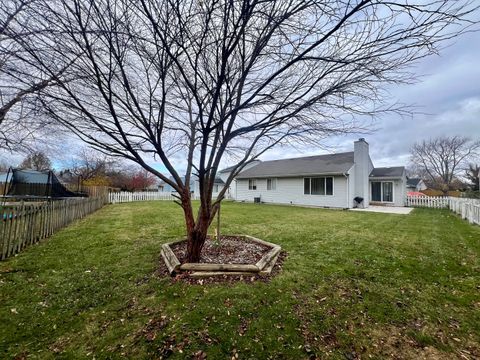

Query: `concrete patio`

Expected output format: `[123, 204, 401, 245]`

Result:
[350, 206, 414, 215]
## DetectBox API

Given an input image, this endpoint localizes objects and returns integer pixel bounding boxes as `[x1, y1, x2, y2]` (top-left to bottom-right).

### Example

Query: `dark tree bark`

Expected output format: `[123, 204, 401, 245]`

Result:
[10, 0, 479, 261]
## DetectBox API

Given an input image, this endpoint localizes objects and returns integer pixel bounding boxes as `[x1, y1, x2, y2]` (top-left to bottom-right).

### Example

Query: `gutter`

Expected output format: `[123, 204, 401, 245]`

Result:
[369, 176, 403, 181]
[236, 171, 349, 179]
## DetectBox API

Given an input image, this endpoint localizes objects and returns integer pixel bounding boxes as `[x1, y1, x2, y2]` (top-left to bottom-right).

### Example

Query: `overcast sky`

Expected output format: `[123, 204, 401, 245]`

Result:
[2, 29, 479, 173]
[259, 30, 480, 168]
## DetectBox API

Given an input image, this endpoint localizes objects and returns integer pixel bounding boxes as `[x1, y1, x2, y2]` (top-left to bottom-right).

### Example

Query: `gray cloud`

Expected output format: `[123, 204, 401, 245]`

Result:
[257, 31, 480, 169]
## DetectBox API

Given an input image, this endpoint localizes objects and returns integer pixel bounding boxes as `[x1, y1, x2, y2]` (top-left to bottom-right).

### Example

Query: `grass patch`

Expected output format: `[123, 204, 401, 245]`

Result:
[1, 201, 479, 359]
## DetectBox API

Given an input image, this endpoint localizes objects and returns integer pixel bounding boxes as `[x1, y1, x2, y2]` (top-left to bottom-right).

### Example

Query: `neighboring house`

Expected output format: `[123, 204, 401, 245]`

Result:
[155, 175, 226, 198]
[159, 176, 195, 193]
[234, 138, 407, 208]
[406, 178, 427, 194]
[145, 181, 166, 192]
[218, 161, 261, 199]
[193, 177, 226, 198]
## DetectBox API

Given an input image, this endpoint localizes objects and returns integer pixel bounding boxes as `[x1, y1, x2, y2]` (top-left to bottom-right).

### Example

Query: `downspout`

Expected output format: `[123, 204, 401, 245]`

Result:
[343, 173, 349, 209]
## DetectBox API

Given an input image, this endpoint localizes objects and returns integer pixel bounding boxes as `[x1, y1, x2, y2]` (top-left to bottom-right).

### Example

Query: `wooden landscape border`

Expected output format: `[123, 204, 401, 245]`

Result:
[161, 235, 281, 277]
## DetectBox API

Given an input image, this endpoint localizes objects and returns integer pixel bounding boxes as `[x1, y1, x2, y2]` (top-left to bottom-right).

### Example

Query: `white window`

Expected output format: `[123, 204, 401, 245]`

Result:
[248, 179, 257, 190]
[304, 177, 333, 195]
[267, 178, 276, 190]
[213, 184, 219, 192]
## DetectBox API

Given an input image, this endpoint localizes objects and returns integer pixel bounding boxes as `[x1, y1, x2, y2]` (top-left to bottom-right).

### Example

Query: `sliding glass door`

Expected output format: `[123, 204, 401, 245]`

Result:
[382, 182, 393, 202]
[371, 182, 382, 201]
[371, 181, 394, 202]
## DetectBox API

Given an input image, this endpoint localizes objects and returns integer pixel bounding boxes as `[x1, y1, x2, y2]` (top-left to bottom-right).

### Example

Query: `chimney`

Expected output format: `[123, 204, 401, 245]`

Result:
[354, 138, 370, 208]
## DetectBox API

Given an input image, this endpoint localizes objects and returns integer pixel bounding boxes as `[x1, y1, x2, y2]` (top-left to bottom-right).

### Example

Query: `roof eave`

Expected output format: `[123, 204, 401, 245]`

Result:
[236, 171, 349, 179]
[369, 176, 404, 180]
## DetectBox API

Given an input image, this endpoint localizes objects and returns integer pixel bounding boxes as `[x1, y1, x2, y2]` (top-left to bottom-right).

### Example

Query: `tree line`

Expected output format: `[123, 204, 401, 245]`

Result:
[1, 149, 157, 191]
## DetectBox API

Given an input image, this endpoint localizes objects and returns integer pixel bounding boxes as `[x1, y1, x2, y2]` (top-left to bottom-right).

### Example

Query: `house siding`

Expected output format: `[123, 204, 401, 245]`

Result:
[219, 161, 260, 199]
[236, 176, 349, 208]
[347, 166, 356, 208]
[396, 175, 407, 206]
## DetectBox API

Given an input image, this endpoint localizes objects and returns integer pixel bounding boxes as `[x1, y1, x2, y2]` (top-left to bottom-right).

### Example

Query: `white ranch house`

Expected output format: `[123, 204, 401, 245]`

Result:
[225, 139, 407, 209]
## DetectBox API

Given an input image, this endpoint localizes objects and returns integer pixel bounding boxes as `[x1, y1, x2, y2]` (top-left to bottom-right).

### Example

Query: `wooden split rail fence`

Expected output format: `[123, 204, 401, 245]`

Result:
[1, 196, 107, 260]
[406, 195, 480, 226]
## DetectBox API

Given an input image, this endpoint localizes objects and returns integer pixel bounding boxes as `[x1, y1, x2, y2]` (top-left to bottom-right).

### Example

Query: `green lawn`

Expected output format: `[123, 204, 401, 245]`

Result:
[1, 202, 479, 359]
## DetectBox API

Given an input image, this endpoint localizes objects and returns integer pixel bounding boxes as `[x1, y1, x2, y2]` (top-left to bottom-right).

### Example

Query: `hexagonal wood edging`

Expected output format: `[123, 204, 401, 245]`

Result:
[160, 235, 281, 277]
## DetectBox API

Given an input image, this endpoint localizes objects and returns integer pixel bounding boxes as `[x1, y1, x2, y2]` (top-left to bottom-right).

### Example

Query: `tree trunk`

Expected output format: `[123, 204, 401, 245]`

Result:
[185, 224, 209, 263]
[182, 192, 211, 263]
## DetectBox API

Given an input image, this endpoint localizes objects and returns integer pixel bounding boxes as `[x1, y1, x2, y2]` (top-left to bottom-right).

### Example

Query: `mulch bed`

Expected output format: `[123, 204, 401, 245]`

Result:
[157, 236, 286, 284]
[170, 235, 271, 264]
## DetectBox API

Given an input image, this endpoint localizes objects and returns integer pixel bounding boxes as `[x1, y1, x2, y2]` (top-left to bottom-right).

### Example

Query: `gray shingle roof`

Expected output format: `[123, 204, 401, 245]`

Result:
[218, 165, 236, 173]
[406, 178, 421, 186]
[236, 152, 354, 179]
[214, 177, 225, 184]
[370, 167, 405, 178]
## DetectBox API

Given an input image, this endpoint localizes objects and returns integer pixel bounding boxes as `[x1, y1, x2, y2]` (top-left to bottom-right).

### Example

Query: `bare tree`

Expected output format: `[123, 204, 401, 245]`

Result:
[411, 136, 480, 192]
[19, 150, 52, 171]
[20, 0, 479, 261]
[0, 0, 68, 150]
[465, 163, 480, 191]
[0, 160, 8, 172]
[68, 149, 114, 182]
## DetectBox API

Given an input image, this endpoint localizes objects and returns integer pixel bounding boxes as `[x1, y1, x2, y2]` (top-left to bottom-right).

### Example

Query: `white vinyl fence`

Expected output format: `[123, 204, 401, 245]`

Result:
[109, 191, 232, 204]
[109, 191, 188, 203]
[406, 195, 480, 225]
[448, 197, 480, 225]
[406, 195, 449, 208]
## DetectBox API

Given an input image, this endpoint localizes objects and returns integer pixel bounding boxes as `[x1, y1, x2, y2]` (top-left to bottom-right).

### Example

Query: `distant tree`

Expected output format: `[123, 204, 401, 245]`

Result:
[405, 164, 428, 180]
[411, 136, 480, 193]
[65, 149, 115, 184]
[11, 0, 480, 261]
[59, 149, 159, 190]
[465, 164, 480, 191]
[107, 171, 131, 190]
[0, 160, 8, 172]
[81, 175, 111, 187]
[128, 170, 157, 191]
[19, 151, 52, 171]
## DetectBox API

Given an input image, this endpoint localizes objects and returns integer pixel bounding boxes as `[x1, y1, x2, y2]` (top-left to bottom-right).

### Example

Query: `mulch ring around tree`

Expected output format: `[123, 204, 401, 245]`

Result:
[156, 236, 286, 285]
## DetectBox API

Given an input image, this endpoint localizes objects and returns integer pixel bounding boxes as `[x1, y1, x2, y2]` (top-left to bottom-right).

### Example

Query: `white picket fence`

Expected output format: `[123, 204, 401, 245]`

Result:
[405, 195, 449, 208]
[406, 195, 480, 225]
[108, 191, 231, 204]
[448, 197, 480, 225]
[109, 191, 190, 203]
